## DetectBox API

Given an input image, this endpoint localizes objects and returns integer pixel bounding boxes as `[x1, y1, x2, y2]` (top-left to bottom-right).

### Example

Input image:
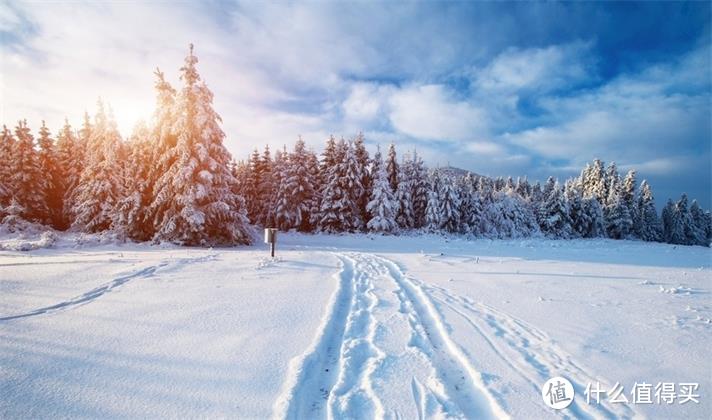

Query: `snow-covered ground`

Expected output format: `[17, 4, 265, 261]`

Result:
[1, 233, 710, 419]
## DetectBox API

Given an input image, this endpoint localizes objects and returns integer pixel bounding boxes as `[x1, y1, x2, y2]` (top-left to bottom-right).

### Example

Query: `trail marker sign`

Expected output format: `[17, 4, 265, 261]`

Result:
[264, 228, 277, 257]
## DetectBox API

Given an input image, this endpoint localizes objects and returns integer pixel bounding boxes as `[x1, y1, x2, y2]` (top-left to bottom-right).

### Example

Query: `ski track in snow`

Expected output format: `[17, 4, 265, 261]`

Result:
[0, 253, 218, 321]
[419, 281, 643, 420]
[277, 252, 508, 420]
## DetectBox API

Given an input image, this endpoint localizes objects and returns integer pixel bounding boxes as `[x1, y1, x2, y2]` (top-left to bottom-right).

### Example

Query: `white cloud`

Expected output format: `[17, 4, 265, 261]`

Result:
[474, 41, 594, 93]
[388, 84, 488, 142]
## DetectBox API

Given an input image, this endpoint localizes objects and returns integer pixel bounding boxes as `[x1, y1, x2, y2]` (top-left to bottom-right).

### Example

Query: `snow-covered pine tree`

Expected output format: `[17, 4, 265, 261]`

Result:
[564, 179, 585, 238]
[688, 199, 707, 246]
[674, 194, 694, 246]
[539, 181, 573, 238]
[316, 139, 361, 232]
[604, 181, 632, 239]
[282, 137, 317, 231]
[366, 154, 398, 233]
[245, 148, 262, 223]
[411, 150, 429, 229]
[341, 140, 365, 231]
[0, 125, 15, 209]
[71, 102, 124, 232]
[112, 123, 154, 241]
[425, 170, 442, 232]
[386, 142, 399, 194]
[515, 176, 531, 200]
[604, 162, 620, 206]
[395, 153, 415, 229]
[11, 120, 46, 222]
[457, 173, 475, 234]
[256, 145, 274, 226]
[581, 159, 607, 204]
[621, 170, 637, 235]
[37, 121, 63, 227]
[438, 174, 461, 233]
[54, 119, 80, 229]
[305, 148, 321, 229]
[537, 176, 557, 228]
[353, 132, 371, 225]
[634, 180, 662, 242]
[150, 45, 250, 245]
[271, 146, 292, 230]
[144, 68, 178, 235]
[486, 192, 539, 238]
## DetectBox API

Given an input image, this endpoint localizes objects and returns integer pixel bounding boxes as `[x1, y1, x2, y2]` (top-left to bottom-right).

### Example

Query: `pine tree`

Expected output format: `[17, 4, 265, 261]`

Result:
[635, 180, 662, 242]
[37, 121, 63, 227]
[306, 148, 322, 229]
[395, 153, 415, 229]
[438, 174, 461, 233]
[366, 155, 397, 233]
[112, 123, 154, 241]
[11, 120, 46, 222]
[316, 139, 361, 232]
[604, 182, 632, 239]
[604, 162, 620, 207]
[353, 132, 371, 225]
[0, 125, 15, 209]
[539, 181, 573, 238]
[271, 146, 292, 230]
[411, 150, 429, 228]
[581, 159, 607, 204]
[150, 45, 251, 245]
[71, 102, 123, 232]
[688, 200, 707, 246]
[282, 137, 317, 231]
[425, 169, 442, 231]
[341, 140, 365, 231]
[386, 142, 399, 193]
[621, 170, 637, 234]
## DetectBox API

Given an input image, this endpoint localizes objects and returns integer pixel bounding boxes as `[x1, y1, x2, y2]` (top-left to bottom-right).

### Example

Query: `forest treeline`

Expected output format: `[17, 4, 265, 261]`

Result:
[1, 46, 710, 247]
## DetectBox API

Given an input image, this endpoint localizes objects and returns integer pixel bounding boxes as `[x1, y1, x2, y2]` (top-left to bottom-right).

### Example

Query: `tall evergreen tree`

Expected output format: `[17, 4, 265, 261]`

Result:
[353, 132, 371, 224]
[411, 150, 429, 228]
[604, 181, 632, 239]
[37, 121, 63, 227]
[425, 169, 442, 231]
[0, 125, 15, 209]
[11, 120, 46, 222]
[621, 170, 637, 233]
[688, 199, 707, 246]
[635, 180, 662, 242]
[395, 153, 415, 229]
[385, 142, 399, 193]
[366, 155, 397, 233]
[71, 102, 123, 232]
[438, 174, 461, 233]
[539, 181, 573, 238]
[150, 45, 250, 245]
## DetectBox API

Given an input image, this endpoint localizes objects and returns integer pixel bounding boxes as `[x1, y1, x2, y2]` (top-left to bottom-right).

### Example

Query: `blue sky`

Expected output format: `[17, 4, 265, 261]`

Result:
[1, 1, 710, 208]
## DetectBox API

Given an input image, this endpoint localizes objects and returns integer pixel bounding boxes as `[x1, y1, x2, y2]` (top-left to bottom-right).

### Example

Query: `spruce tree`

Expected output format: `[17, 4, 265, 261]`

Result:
[11, 120, 46, 222]
[438, 175, 461, 233]
[411, 150, 429, 228]
[366, 155, 397, 233]
[621, 170, 637, 233]
[150, 45, 251, 245]
[0, 125, 15, 209]
[386, 142, 399, 193]
[425, 169, 442, 231]
[635, 180, 662, 242]
[688, 200, 707, 246]
[539, 181, 573, 238]
[353, 132, 371, 224]
[604, 182, 632, 239]
[71, 102, 123, 232]
[395, 153, 415, 229]
[37, 121, 64, 227]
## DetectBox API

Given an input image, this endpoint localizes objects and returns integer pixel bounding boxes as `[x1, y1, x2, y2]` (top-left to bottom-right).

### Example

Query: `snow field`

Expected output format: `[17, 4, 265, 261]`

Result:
[2, 234, 711, 419]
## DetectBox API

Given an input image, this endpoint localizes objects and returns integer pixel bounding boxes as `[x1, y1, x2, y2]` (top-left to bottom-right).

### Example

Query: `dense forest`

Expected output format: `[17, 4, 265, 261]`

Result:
[1, 46, 710, 247]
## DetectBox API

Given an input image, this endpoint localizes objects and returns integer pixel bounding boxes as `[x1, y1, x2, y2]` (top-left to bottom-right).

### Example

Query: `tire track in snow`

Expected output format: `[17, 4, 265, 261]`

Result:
[424, 282, 641, 419]
[0, 253, 218, 321]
